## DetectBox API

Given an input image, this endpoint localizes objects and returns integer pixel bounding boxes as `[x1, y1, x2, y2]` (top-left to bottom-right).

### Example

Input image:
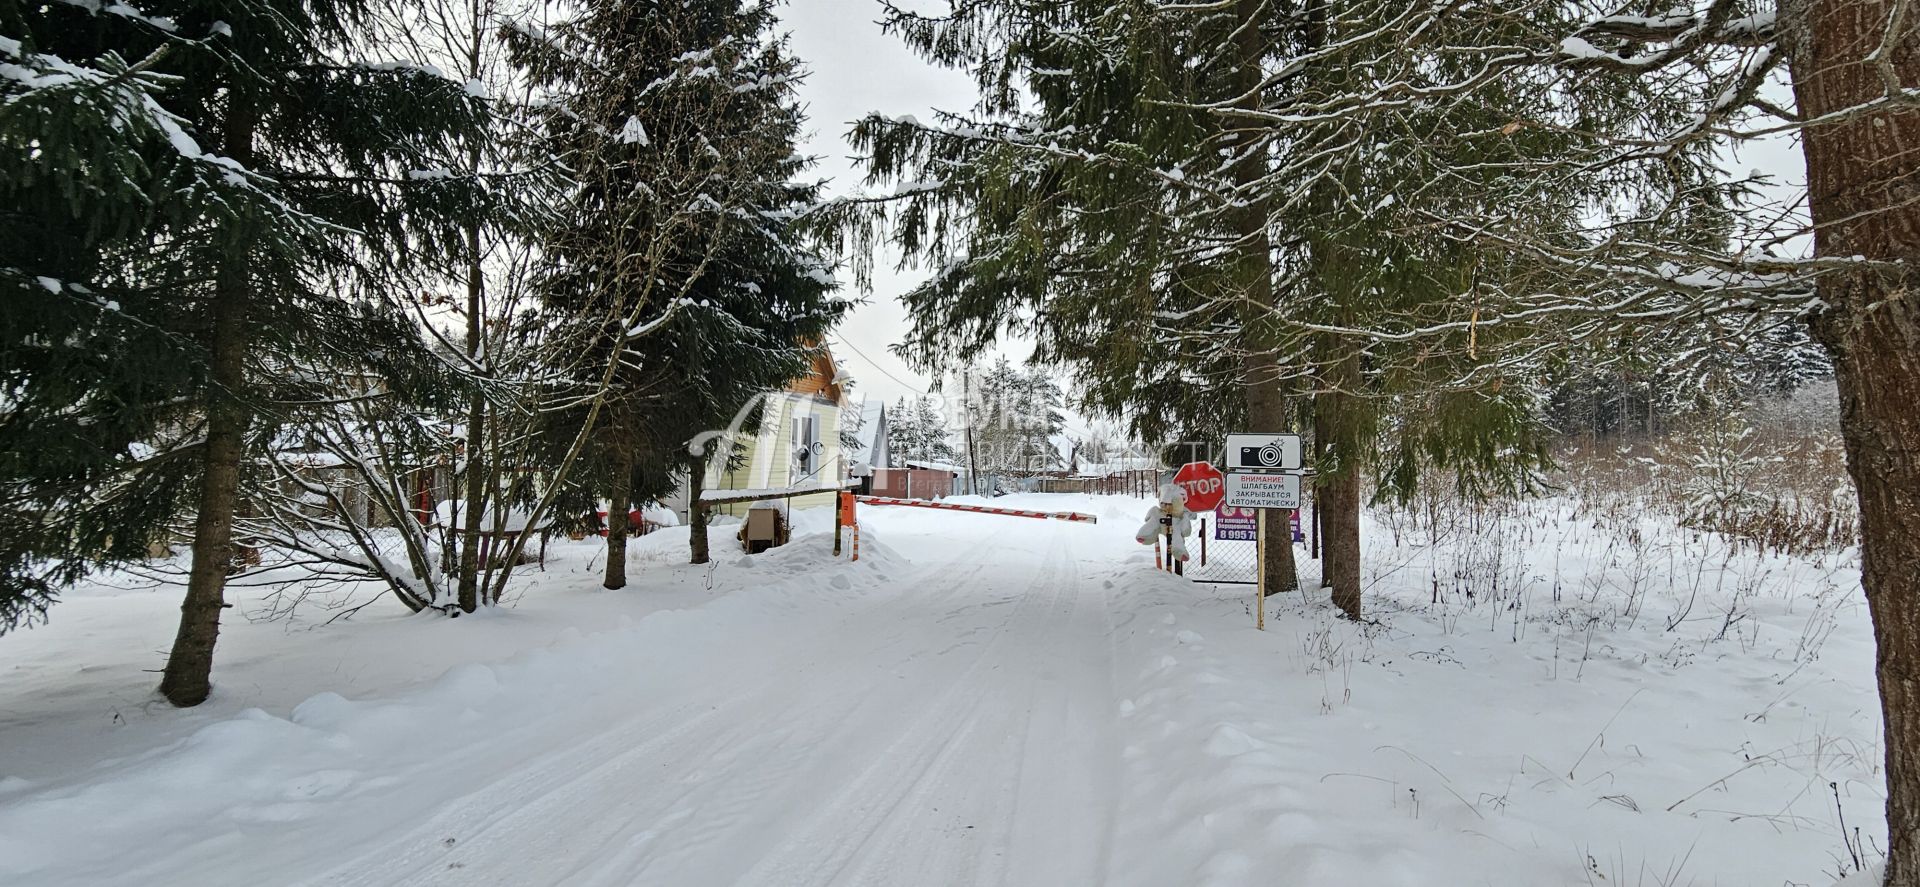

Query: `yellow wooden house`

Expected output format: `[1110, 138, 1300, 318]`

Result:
[703, 348, 853, 517]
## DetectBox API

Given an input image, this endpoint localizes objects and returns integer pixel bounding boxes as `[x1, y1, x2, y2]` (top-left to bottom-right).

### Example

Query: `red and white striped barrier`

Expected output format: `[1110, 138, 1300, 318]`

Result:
[853, 496, 1099, 524]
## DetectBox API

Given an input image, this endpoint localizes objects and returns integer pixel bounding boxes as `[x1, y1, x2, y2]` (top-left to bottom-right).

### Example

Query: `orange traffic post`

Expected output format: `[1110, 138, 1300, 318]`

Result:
[834, 491, 856, 557]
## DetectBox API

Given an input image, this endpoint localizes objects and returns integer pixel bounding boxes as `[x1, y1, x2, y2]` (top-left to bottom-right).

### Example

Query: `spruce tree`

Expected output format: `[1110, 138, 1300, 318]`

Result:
[0, 4, 209, 630]
[2, 1, 493, 704]
[166, 0, 488, 706]
[837, 0, 1702, 616]
[505, 0, 845, 584]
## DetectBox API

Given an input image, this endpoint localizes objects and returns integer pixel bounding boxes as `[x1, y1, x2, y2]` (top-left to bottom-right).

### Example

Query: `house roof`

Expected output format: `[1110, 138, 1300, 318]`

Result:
[784, 343, 849, 405]
[844, 399, 887, 468]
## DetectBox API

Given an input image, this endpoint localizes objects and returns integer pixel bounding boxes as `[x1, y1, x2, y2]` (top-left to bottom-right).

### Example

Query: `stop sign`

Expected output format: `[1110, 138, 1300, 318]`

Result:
[1172, 461, 1226, 512]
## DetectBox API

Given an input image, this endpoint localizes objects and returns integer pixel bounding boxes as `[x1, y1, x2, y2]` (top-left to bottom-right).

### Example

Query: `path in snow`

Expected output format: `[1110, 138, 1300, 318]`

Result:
[307, 511, 1120, 887]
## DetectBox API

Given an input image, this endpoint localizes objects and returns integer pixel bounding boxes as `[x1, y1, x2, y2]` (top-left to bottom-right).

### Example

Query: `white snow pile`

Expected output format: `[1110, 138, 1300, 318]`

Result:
[1105, 499, 1878, 887]
[0, 520, 908, 887]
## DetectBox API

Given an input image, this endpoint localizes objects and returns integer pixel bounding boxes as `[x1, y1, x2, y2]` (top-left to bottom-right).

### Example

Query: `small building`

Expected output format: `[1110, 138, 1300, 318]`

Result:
[702, 347, 852, 518]
[870, 459, 962, 500]
[844, 399, 890, 476]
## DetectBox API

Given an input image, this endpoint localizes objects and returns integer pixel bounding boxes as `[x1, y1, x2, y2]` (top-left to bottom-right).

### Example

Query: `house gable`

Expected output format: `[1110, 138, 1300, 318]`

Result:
[786, 347, 846, 406]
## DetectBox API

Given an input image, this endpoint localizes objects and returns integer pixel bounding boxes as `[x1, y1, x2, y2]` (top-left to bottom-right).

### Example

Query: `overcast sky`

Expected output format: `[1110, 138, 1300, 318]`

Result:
[781, 0, 1038, 411]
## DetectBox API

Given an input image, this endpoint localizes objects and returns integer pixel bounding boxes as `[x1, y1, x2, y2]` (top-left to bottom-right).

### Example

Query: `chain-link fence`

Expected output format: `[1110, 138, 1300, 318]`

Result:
[1187, 508, 1309, 585]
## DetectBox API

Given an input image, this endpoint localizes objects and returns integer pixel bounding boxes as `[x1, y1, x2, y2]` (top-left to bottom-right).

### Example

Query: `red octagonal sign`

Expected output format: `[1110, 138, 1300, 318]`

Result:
[1173, 461, 1226, 512]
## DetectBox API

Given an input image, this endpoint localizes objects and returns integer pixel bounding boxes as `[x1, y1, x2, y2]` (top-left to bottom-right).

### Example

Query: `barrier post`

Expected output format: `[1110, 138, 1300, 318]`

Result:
[835, 491, 856, 557]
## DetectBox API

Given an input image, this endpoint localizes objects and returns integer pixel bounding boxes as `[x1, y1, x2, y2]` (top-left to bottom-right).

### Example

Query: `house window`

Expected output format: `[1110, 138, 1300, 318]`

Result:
[791, 415, 819, 480]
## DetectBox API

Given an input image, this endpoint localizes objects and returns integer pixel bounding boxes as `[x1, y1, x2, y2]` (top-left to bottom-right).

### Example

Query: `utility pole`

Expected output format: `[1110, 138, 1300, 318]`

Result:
[963, 369, 980, 495]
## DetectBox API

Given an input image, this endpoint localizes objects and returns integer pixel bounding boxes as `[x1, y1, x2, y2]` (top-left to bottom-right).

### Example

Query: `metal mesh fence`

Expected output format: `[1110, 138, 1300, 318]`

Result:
[1188, 509, 1309, 585]
[1189, 513, 1257, 584]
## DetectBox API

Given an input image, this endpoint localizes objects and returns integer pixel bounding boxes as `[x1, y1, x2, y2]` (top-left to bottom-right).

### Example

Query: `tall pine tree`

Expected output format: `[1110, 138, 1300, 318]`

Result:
[2, 0, 494, 705]
[837, 0, 1706, 616]
[1, 2, 211, 630]
[504, 0, 846, 584]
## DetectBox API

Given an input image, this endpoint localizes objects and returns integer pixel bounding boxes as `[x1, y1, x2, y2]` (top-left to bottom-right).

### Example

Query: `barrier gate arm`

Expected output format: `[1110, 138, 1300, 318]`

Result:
[853, 495, 1099, 524]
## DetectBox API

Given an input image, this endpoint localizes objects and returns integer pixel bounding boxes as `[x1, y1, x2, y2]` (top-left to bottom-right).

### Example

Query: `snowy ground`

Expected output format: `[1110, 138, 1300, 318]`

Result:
[0, 493, 1884, 886]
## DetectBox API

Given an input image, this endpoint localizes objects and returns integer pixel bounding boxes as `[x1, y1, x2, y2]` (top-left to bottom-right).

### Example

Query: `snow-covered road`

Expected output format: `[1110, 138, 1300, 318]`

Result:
[0, 493, 1887, 887]
[314, 515, 1118, 887]
[0, 499, 1150, 887]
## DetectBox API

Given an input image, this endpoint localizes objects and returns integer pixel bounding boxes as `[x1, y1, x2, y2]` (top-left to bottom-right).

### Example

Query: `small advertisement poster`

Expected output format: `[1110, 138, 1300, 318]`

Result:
[1215, 505, 1257, 541]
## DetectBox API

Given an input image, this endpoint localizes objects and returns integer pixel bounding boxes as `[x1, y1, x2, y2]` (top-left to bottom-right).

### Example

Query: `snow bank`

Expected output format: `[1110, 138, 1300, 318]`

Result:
[0, 513, 898, 887]
[1102, 497, 1879, 886]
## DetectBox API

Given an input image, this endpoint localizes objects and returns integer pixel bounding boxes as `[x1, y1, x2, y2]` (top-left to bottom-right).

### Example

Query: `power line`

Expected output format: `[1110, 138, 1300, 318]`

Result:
[831, 335, 928, 398]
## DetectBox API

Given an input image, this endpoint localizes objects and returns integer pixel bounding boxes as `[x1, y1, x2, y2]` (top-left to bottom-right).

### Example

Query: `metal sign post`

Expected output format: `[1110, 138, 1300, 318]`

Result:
[834, 492, 848, 556]
[1171, 432, 1310, 627]
[1160, 515, 1173, 573]
[1255, 508, 1266, 630]
[1222, 431, 1306, 630]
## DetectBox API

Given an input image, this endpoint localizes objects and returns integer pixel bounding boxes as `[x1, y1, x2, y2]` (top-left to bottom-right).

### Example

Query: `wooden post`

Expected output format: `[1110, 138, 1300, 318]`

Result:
[1256, 508, 1267, 630]
[1200, 518, 1208, 566]
[1168, 517, 1183, 576]
[829, 491, 844, 552]
[1310, 500, 1320, 560]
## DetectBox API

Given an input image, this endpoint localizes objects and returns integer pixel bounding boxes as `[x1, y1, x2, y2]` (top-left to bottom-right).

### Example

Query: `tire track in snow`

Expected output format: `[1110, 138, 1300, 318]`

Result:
[528, 553, 1028, 887]
[305, 523, 1068, 886]
[728, 528, 1120, 887]
[725, 543, 1070, 887]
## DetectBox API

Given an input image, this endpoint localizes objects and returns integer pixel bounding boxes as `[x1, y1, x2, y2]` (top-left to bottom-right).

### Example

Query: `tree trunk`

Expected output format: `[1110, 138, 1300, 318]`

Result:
[1232, 0, 1301, 596]
[456, 7, 487, 613]
[1820, 281, 1920, 887]
[689, 463, 710, 565]
[1316, 436, 1363, 620]
[1786, 1, 1920, 881]
[457, 222, 486, 612]
[1313, 386, 1364, 620]
[1245, 356, 1302, 595]
[964, 372, 980, 496]
[160, 99, 255, 708]
[604, 446, 633, 590]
